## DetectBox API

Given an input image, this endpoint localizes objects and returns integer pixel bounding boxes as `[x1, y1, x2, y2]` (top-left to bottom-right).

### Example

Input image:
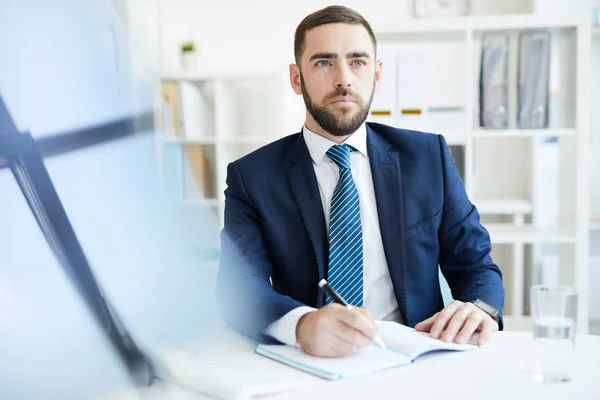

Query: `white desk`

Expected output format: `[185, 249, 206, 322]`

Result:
[107, 331, 600, 400]
[276, 332, 600, 400]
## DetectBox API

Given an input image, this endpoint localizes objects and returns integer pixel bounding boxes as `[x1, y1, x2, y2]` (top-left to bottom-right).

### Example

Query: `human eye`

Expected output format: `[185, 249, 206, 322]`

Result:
[315, 60, 331, 67]
[352, 60, 366, 67]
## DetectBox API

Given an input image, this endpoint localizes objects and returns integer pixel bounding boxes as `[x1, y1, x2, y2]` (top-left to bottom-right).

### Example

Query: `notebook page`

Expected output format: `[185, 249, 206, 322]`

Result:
[256, 344, 411, 380]
[376, 321, 477, 360]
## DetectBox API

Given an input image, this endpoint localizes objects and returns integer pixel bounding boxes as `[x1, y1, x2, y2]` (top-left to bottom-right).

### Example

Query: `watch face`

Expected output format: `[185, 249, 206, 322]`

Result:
[475, 299, 498, 317]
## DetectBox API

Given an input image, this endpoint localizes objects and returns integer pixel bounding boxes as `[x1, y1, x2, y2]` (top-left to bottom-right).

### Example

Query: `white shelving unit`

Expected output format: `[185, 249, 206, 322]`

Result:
[368, 15, 591, 332]
[154, 15, 592, 332]
[154, 70, 303, 232]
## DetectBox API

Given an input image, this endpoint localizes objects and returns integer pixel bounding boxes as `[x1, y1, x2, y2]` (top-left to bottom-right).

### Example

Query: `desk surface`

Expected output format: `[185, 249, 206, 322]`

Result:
[107, 330, 600, 400]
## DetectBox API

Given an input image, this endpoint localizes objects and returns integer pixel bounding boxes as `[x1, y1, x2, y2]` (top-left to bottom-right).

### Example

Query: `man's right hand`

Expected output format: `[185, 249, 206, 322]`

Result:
[295, 304, 378, 357]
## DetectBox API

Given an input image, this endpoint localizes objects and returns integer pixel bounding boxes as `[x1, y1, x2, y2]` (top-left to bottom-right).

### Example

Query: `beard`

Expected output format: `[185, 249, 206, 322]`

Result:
[300, 72, 375, 137]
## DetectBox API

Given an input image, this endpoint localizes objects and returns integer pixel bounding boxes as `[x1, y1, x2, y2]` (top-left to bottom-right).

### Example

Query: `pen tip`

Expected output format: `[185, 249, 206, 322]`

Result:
[318, 279, 327, 287]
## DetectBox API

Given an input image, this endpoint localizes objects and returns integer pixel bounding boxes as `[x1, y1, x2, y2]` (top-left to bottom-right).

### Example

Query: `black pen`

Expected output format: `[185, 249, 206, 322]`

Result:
[318, 279, 387, 349]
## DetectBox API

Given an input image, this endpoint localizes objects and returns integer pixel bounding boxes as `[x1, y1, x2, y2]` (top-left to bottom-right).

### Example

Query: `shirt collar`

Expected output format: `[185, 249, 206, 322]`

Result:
[302, 123, 368, 165]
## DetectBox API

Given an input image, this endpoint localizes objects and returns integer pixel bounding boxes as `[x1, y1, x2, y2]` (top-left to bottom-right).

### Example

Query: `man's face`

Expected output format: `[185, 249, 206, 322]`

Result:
[290, 23, 382, 137]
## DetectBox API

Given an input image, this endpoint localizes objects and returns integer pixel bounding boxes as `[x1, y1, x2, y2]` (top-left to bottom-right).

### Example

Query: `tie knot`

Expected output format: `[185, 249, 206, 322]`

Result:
[326, 144, 354, 170]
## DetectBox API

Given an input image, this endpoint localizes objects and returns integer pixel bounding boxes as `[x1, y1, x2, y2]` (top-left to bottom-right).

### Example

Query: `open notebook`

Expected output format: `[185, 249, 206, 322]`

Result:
[255, 321, 478, 380]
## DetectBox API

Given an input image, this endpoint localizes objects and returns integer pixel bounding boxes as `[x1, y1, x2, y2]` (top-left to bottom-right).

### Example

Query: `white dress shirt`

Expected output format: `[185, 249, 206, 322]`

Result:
[264, 124, 401, 346]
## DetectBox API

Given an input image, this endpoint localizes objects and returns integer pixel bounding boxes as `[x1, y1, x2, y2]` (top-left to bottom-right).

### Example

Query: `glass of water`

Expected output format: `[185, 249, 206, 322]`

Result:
[530, 284, 578, 382]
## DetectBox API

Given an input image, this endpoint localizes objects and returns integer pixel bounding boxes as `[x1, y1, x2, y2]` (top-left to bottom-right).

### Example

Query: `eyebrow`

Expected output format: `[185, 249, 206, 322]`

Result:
[309, 52, 337, 61]
[309, 51, 371, 61]
[347, 51, 370, 59]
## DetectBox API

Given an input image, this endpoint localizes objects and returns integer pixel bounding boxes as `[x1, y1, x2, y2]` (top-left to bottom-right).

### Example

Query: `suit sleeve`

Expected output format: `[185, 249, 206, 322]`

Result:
[436, 135, 506, 329]
[216, 162, 306, 342]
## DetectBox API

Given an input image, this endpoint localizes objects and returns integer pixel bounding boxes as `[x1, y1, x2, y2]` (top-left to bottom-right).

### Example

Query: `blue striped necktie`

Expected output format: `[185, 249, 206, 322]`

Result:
[325, 144, 363, 307]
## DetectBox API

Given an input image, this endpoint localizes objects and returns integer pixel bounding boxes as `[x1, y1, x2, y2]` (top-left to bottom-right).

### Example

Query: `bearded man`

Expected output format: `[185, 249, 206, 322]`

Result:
[216, 5, 505, 357]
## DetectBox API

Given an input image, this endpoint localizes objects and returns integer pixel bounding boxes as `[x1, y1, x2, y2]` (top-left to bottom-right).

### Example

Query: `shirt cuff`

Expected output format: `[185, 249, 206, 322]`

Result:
[263, 306, 317, 347]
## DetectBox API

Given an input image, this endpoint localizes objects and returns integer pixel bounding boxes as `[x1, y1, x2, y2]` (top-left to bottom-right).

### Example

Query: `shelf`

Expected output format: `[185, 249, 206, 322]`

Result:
[485, 223, 575, 244]
[473, 197, 532, 215]
[374, 15, 583, 36]
[162, 137, 217, 145]
[470, 129, 576, 138]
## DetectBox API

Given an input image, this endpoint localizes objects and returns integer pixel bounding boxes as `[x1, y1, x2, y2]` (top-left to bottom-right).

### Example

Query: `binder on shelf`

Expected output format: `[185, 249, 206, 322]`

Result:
[162, 145, 215, 203]
[183, 145, 216, 201]
[517, 31, 551, 129]
[395, 48, 427, 131]
[422, 42, 467, 134]
[479, 33, 510, 129]
[161, 80, 215, 203]
[392, 43, 466, 133]
[161, 81, 184, 137]
[161, 81, 213, 139]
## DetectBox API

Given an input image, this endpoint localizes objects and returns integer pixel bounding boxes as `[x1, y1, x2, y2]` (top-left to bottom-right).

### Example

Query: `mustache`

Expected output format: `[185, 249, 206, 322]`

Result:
[323, 87, 361, 103]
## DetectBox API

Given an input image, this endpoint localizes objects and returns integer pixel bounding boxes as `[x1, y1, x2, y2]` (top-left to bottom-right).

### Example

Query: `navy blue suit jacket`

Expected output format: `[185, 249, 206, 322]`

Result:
[216, 123, 504, 343]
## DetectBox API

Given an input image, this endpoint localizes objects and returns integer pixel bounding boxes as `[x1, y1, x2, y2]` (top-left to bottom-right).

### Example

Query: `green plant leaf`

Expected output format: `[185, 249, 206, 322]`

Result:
[181, 42, 195, 52]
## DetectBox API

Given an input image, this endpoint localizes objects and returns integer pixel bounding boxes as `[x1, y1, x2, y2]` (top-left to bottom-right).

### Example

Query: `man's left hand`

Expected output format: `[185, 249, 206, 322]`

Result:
[415, 300, 498, 345]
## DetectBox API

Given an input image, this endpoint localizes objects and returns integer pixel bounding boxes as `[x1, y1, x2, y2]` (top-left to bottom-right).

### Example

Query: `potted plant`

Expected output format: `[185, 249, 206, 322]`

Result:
[180, 41, 197, 71]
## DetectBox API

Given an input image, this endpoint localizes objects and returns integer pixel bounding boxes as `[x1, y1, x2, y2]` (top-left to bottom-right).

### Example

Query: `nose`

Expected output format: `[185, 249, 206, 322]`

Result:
[334, 64, 352, 91]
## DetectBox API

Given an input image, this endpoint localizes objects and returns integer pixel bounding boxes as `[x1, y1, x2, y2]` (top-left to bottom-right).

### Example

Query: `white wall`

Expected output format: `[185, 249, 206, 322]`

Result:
[112, 0, 163, 114]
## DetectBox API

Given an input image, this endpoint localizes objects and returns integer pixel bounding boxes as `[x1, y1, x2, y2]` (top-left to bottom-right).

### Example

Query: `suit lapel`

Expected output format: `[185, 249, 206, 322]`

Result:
[367, 126, 408, 325]
[287, 134, 327, 305]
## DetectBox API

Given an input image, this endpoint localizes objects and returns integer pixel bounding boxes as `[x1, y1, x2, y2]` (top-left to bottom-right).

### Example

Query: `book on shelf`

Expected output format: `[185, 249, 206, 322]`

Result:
[161, 81, 212, 139]
[183, 145, 215, 200]
[161, 81, 184, 137]
[161, 81, 215, 200]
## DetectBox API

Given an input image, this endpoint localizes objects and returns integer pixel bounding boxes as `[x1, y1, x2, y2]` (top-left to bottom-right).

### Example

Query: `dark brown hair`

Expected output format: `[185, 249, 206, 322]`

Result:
[294, 5, 377, 65]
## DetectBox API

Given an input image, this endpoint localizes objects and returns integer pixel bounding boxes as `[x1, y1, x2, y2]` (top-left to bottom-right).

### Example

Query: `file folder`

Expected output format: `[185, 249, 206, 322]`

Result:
[395, 48, 427, 131]
[479, 33, 510, 129]
[422, 42, 467, 135]
[517, 30, 551, 129]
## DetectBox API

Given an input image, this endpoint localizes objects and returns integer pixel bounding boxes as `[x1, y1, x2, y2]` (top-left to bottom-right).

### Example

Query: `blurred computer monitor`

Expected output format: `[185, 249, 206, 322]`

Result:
[0, 123, 221, 399]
